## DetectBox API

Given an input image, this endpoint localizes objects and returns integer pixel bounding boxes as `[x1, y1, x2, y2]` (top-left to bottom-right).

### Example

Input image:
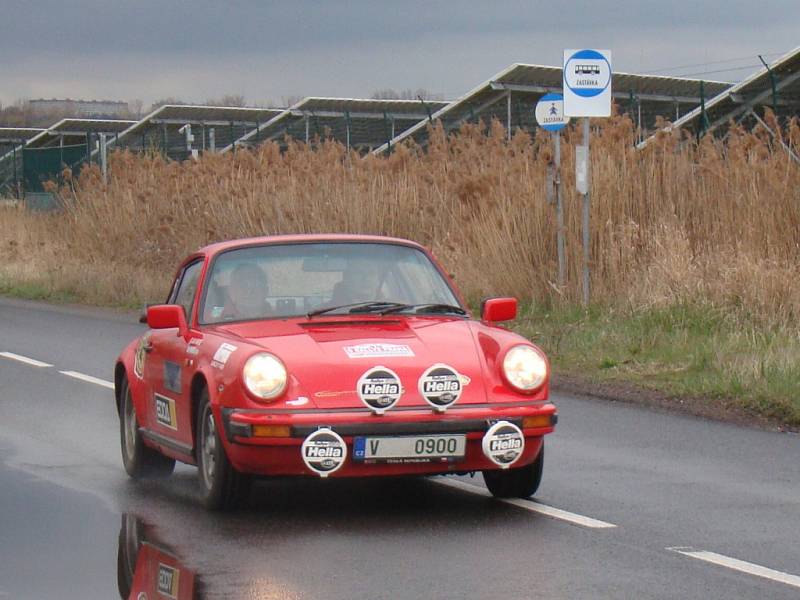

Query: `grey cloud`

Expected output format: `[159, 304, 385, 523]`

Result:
[0, 1, 797, 106]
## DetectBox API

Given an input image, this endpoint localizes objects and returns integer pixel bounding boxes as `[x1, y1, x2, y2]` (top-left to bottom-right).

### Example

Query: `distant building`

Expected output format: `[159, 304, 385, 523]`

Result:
[28, 98, 130, 117]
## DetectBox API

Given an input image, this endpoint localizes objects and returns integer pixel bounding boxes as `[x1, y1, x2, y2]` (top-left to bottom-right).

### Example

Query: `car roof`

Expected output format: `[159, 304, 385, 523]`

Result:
[198, 234, 427, 257]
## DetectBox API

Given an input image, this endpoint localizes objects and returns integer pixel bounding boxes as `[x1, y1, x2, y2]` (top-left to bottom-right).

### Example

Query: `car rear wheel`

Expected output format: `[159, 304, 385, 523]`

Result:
[196, 388, 251, 510]
[119, 376, 175, 478]
[483, 444, 544, 499]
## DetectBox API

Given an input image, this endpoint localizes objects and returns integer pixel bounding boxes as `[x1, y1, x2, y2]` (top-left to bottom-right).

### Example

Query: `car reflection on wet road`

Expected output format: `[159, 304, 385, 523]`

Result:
[118, 513, 198, 599]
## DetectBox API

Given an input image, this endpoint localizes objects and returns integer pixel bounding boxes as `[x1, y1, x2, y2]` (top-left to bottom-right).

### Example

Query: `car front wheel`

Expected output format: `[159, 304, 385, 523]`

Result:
[196, 388, 251, 510]
[120, 376, 175, 478]
[483, 444, 544, 499]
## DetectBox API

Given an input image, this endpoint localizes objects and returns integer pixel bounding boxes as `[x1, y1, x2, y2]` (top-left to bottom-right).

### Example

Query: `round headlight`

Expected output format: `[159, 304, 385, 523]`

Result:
[242, 353, 287, 400]
[502, 345, 548, 392]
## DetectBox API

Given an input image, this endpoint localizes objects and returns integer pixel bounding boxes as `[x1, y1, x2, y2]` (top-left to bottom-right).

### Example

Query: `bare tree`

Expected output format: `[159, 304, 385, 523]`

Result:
[128, 99, 144, 118]
[206, 94, 247, 107]
[281, 95, 305, 108]
[149, 97, 187, 111]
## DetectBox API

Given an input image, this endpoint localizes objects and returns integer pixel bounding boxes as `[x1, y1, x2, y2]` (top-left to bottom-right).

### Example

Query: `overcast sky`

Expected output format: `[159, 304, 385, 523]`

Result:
[1, 1, 797, 108]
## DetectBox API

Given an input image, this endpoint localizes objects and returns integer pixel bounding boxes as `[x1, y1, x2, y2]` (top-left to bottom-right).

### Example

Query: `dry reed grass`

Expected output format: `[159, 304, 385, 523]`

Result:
[1, 112, 799, 328]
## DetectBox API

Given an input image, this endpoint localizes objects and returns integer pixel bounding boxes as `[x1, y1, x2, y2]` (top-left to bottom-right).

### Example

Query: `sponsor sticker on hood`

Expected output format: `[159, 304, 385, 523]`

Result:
[344, 343, 414, 358]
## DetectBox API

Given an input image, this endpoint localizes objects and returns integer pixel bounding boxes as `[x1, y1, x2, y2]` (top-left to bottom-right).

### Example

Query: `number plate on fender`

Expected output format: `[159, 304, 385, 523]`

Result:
[353, 434, 466, 462]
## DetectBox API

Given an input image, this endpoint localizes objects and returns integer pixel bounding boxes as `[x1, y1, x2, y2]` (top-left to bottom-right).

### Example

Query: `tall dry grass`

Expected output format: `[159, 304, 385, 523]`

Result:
[2, 112, 800, 326]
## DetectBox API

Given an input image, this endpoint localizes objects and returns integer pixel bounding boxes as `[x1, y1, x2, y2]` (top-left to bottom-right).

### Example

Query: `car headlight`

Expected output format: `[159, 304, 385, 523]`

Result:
[502, 345, 548, 392]
[242, 353, 287, 400]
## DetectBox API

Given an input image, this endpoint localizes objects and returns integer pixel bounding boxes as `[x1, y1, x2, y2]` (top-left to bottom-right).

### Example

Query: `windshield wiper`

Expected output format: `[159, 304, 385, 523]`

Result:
[379, 303, 467, 316]
[307, 301, 407, 318]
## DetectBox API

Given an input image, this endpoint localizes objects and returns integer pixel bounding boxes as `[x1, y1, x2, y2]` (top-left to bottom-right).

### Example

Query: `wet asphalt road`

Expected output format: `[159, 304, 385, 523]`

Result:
[1, 296, 799, 599]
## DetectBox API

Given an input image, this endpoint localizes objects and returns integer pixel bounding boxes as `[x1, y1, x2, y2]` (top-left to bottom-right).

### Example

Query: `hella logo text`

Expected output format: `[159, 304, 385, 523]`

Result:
[362, 383, 399, 395]
[305, 446, 343, 458]
[490, 438, 522, 451]
[424, 380, 459, 392]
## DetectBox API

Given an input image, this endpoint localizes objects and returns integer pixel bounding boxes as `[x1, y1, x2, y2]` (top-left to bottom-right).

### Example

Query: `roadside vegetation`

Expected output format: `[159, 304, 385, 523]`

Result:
[1, 112, 799, 426]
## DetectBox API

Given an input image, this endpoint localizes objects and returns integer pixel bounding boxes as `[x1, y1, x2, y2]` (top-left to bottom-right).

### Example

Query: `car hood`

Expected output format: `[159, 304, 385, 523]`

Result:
[215, 316, 492, 409]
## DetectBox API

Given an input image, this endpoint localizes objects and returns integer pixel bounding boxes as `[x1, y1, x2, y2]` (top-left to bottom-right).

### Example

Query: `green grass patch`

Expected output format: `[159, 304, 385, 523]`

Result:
[515, 302, 800, 427]
[3, 274, 798, 427]
[0, 277, 79, 304]
[0, 272, 142, 310]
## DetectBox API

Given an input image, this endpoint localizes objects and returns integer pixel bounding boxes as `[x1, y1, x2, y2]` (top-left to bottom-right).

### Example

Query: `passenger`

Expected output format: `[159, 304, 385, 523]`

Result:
[222, 263, 272, 320]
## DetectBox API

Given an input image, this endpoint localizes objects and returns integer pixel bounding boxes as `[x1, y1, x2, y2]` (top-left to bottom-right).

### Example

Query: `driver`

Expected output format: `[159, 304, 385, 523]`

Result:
[222, 263, 272, 320]
[329, 257, 386, 306]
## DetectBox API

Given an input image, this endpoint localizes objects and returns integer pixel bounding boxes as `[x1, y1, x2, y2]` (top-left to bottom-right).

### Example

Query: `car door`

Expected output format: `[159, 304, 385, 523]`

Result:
[145, 259, 204, 449]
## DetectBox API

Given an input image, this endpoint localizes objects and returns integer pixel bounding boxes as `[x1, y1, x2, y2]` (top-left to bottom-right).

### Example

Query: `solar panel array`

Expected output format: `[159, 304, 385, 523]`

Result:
[640, 46, 800, 146]
[0, 128, 44, 158]
[0, 120, 134, 196]
[3, 49, 800, 198]
[24, 118, 135, 148]
[0, 130, 41, 196]
[226, 97, 449, 153]
[110, 105, 283, 160]
[373, 64, 733, 153]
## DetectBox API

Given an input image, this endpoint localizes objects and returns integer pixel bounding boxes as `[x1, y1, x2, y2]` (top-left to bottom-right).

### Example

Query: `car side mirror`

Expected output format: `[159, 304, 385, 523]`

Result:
[481, 297, 518, 322]
[146, 304, 188, 338]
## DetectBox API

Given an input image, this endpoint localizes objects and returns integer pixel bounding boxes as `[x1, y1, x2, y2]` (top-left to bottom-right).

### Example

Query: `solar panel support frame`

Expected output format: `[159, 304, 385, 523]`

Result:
[490, 81, 710, 107]
[748, 109, 800, 163]
[758, 55, 779, 112]
[704, 68, 800, 134]
[447, 89, 510, 136]
[148, 118, 264, 127]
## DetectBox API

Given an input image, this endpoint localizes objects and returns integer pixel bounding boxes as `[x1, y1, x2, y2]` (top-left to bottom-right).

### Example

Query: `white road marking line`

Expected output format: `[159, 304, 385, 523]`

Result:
[668, 547, 800, 590]
[434, 478, 617, 529]
[0, 351, 53, 368]
[59, 370, 115, 390]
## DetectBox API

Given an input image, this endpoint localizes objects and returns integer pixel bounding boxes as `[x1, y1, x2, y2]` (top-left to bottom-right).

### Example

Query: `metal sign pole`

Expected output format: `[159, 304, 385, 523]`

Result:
[535, 92, 569, 292]
[99, 133, 108, 184]
[582, 117, 591, 306]
[12, 143, 18, 199]
[554, 131, 565, 288]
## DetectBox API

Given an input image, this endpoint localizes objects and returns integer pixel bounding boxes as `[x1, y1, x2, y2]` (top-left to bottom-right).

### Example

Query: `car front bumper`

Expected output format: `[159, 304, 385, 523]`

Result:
[219, 402, 557, 477]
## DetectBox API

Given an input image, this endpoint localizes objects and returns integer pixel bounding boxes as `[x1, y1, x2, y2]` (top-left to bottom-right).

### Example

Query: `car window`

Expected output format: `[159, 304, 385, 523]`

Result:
[173, 261, 203, 320]
[200, 243, 459, 323]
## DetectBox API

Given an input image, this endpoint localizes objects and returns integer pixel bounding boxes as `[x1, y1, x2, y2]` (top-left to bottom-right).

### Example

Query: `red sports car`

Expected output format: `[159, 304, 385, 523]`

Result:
[115, 234, 557, 509]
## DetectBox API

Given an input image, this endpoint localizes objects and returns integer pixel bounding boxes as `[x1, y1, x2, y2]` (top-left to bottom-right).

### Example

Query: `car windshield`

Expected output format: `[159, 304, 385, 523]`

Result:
[200, 242, 461, 323]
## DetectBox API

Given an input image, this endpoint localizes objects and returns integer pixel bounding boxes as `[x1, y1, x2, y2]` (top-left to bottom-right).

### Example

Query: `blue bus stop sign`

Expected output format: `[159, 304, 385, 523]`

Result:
[563, 49, 612, 117]
[535, 93, 569, 132]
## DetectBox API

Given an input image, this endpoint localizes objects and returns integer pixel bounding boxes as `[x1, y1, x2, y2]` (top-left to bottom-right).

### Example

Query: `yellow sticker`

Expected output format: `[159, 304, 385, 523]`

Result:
[157, 563, 180, 598]
[133, 332, 151, 379]
[154, 394, 178, 430]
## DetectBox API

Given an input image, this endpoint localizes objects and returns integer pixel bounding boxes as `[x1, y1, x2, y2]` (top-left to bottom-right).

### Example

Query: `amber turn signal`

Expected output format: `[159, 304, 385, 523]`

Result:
[522, 414, 554, 429]
[251, 424, 292, 437]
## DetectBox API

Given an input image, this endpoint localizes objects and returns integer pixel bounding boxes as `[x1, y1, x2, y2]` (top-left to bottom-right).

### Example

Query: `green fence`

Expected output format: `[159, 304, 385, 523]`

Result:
[22, 143, 89, 192]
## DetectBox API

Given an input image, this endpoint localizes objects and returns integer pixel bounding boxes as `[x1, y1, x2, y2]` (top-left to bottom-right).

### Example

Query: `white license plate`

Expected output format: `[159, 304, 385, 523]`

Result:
[353, 434, 466, 462]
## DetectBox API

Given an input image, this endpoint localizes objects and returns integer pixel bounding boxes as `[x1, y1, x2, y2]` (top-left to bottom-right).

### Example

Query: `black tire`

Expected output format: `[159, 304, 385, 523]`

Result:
[483, 444, 544, 499]
[119, 375, 175, 479]
[196, 388, 251, 510]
